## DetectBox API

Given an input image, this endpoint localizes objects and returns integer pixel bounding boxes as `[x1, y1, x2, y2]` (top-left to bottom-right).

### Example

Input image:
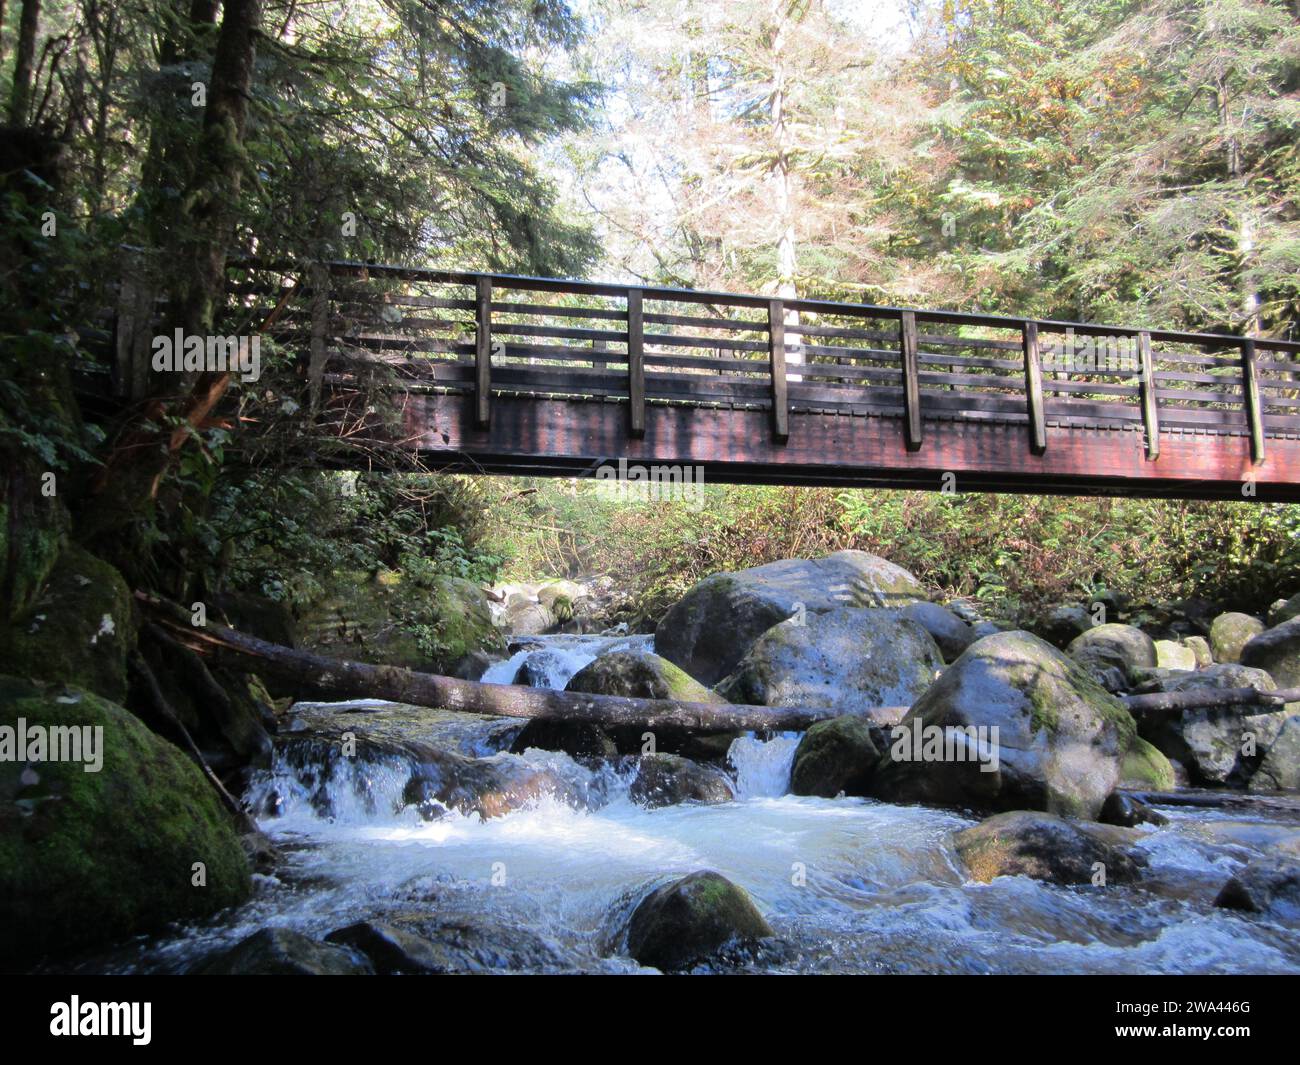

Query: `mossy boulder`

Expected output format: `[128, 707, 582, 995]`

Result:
[0, 453, 71, 624]
[0, 544, 135, 703]
[1034, 604, 1095, 649]
[715, 607, 942, 717]
[1210, 612, 1265, 665]
[297, 569, 503, 674]
[1067, 623, 1156, 692]
[790, 716, 879, 798]
[0, 677, 251, 962]
[1249, 715, 1300, 792]
[1154, 640, 1197, 671]
[1184, 635, 1213, 668]
[1268, 594, 1300, 629]
[624, 871, 773, 971]
[1241, 616, 1300, 688]
[953, 810, 1144, 885]
[655, 550, 925, 685]
[629, 753, 735, 808]
[869, 631, 1137, 820]
[1119, 736, 1177, 791]
[550, 650, 737, 761]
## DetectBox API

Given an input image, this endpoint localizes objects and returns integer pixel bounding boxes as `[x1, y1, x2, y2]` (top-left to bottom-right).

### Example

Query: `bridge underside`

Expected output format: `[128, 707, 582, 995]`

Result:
[400, 393, 1300, 501]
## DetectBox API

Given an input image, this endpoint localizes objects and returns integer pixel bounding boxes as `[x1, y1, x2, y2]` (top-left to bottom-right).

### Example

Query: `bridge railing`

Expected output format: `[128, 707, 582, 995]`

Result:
[228, 260, 1300, 463]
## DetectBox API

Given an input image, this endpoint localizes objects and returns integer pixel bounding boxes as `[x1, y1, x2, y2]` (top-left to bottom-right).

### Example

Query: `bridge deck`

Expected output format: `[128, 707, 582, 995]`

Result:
[236, 261, 1300, 500]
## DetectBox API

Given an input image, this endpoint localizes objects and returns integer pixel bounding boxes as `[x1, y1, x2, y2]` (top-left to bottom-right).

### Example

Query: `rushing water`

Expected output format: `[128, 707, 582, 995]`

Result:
[80, 634, 1300, 975]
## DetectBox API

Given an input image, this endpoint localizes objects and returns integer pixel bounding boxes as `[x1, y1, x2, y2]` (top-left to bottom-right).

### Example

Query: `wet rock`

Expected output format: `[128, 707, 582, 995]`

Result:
[1214, 856, 1300, 919]
[869, 631, 1137, 820]
[193, 928, 374, 975]
[954, 810, 1144, 885]
[1099, 792, 1167, 827]
[512, 719, 618, 761]
[655, 550, 925, 685]
[388, 915, 566, 972]
[715, 607, 942, 717]
[1034, 604, 1095, 648]
[1210, 612, 1265, 664]
[402, 749, 590, 821]
[1154, 640, 1197, 671]
[563, 650, 738, 761]
[325, 921, 457, 974]
[624, 871, 773, 971]
[1067, 623, 1156, 692]
[790, 716, 879, 798]
[899, 601, 975, 661]
[629, 754, 734, 808]
[0, 677, 251, 963]
[1249, 715, 1300, 792]
[1241, 616, 1300, 687]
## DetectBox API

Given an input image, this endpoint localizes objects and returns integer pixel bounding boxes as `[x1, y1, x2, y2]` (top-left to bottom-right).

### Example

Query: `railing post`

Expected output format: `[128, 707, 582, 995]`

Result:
[475, 276, 492, 429]
[768, 298, 789, 443]
[627, 287, 645, 438]
[1022, 320, 1046, 455]
[1137, 329, 1159, 460]
[1241, 336, 1265, 464]
[899, 310, 922, 451]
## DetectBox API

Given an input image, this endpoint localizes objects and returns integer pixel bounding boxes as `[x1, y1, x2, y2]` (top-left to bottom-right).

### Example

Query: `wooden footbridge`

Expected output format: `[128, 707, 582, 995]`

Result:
[226, 261, 1300, 500]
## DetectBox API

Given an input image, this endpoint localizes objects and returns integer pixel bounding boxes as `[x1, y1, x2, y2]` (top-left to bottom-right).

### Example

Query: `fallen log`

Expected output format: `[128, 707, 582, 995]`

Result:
[135, 593, 851, 733]
[136, 593, 1300, 730]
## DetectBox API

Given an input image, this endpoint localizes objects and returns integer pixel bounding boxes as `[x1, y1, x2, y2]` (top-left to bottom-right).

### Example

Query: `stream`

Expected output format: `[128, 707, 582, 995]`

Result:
[83, 635, 1300, 974]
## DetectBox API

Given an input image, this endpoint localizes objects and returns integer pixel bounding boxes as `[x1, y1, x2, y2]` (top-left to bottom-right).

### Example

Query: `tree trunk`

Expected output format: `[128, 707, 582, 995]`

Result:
[137, 593, 1300, 733]
[7, 0, 40, 126]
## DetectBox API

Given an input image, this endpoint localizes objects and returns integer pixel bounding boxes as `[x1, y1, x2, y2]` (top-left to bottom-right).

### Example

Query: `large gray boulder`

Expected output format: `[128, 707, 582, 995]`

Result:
[869, 631, 1137, 820]
[1067, 623, 1157, 691]
[655, 551, 925, 684]
[1214, 856, 1300, 918]
[1210, 612, 1265, 664]
[1137, 664, 1295, 786]
[1268, 593, 1300, 629]
[1241, 616, 1300, 687]
[899, 601, 976, 661]
[624, 871, 773, 971]
[715, 608, 942, 719]
[1034, 604, 1095, 648]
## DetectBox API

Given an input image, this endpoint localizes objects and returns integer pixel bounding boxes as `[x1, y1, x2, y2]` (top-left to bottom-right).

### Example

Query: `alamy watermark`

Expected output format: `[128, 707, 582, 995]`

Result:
[888, 719, 1000, 773]
[1, 718, 103, 772]
[1041, 334, 1139, 375]
[152, 329, 262, 382]
[592, 457, 705, 510]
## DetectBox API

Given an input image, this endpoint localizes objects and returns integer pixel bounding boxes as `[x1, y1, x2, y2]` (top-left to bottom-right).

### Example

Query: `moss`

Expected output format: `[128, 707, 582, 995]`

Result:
[0, 544, 135, 702]
[0, 676, 251, 962]
[1120, 736, 1176, 790]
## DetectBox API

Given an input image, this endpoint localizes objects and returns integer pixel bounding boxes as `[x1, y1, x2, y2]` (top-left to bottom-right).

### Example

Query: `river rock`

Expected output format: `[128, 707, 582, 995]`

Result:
[1098, 792, 1167, 828]
[899, 601, 975, 661]
[790, 716, 879, 797]
[325, 921, 459, 974]
[624, 871, 773, 971]
[1137, 664, 1294, 786]
[0, 677, 251, 962]
[1035, 604, 1095, 648]
[1184, 635, 1213, 668]
[629, 754, 735, 807]
[1210, 612, 1265, 664]
[1241, 616, 1300, 688]
[193, 928, 374, 975]
[1248, 715, 1300, 792]
[1154, 640, 1197, 671]
[1119, 736, 1177, 790]
[1268, 593, 1300, 629]
[511, 719, 618, 761]
[869, 631, 1137, 819]
[1067, 623, 1157, 691]
[715, 607, 942, 717]
[402, 748, 591, 820]
[557, 649, 738, 761]
[655, 550, 925, 685]
[1213, 856, 1300, 918]
[953, 810, 1144, 885]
